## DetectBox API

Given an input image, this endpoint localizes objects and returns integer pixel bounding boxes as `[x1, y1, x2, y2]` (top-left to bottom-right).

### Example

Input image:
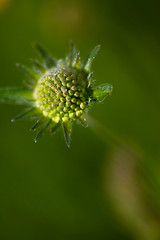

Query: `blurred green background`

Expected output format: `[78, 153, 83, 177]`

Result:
[0, 0, 160, 239]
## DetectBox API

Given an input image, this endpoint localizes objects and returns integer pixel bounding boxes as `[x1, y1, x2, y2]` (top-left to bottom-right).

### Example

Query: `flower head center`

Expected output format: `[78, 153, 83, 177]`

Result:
[34, 68, 88, 123]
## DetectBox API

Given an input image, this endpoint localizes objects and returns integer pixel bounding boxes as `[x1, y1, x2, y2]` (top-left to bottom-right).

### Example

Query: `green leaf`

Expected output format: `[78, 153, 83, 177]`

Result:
[33, 43, 57, 69]
[34, 119, 52, 143]
[11, 107, 39, 122]
[62, 121, 72, 148]
[0, 87, 33, 105]
[84, 45, 100, 72]
[93, 83, 113, 102]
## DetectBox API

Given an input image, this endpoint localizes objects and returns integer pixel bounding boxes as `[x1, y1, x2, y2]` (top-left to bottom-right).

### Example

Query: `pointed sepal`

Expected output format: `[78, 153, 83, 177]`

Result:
[78, 116, 88, 128]
[50, 122, 60, 135]
[84, 45, 100, 72]
[72, 51, 81, 69]
[0, 87, 33, 105]
[66, 41, 77, 68]
[87, 72, 93, 88]
[62, 121, 72, 148]
[34, 119, 52, 143]
[57, 59, 66, 69]
[11, 107, 39, 122]
[23, 79, 36, 89]
[31, 118, 46, 131]
[16, 63, 40, 80]
[33, 43, 57, 69]
[31, 59, 46, 73]
[93, 83, 113, 102]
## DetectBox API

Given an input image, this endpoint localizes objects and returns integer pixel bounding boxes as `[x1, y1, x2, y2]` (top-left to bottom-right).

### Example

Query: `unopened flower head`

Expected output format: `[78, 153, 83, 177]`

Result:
[0, 42, 113, 147]
[34, 68, 89, 123]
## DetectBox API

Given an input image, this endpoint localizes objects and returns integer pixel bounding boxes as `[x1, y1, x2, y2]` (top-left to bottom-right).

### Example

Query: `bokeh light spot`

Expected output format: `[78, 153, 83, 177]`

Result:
[0, 0, 11, 13]
[39, 0, 97, 37]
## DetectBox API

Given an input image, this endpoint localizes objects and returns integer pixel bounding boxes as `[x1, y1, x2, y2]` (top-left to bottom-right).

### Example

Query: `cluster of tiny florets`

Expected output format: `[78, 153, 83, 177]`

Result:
[34, 68, 89, 123]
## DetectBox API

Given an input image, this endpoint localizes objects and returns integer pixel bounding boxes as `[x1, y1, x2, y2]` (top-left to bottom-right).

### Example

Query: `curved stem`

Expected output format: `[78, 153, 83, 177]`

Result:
[87, 115, 124, 147]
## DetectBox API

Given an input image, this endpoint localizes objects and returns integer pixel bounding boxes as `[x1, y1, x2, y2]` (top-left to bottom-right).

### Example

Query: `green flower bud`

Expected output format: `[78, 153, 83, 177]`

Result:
[0, 42, 113, 147]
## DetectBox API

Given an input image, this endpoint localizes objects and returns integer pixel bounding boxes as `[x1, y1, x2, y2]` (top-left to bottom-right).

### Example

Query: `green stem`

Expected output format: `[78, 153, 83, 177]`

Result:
[87, 115, 122, 147]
